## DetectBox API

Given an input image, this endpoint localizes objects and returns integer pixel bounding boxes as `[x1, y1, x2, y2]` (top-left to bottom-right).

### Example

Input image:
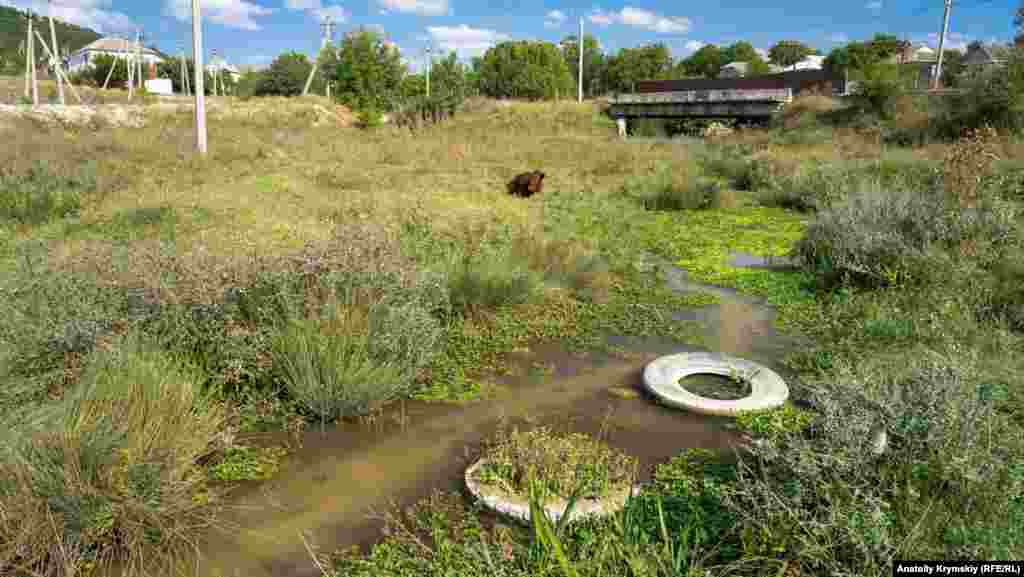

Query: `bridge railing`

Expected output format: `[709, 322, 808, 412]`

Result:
[610, 88, 794, 104]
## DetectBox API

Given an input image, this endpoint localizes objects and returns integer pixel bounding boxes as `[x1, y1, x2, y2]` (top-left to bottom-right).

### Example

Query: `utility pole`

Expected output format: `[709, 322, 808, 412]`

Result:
[137, 29, 145, 91]
[932, 0, 952, 90]
[211, 49, 218, 97]
[29, 11, 38, 106]
[425, 45, 431, 98]
[578, 18, 583, 102]
[23, 14, 31, 100]
[192, 0, 208, 155]
[179, 42, 188, 96]
[47, 0, 64, 105]
[127, 34, 134, 100]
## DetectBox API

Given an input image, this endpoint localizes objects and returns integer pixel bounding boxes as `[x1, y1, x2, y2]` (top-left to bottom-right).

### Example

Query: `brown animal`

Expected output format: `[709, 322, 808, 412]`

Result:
[507, 171, 545, 198]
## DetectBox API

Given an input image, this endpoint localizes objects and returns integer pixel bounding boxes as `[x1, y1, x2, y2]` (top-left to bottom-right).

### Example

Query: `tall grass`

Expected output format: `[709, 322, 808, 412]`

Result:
[0, 336, 228, 577]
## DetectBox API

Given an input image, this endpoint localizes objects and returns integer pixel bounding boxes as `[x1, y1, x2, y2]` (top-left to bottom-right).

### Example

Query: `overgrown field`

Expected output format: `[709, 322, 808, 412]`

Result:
[1, 94, 1023, 577]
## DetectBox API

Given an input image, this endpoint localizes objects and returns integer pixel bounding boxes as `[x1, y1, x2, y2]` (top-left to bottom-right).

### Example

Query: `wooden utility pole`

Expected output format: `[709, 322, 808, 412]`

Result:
[47, 0, 64, 105]
[192, 0, 208, 155]
[578, 18, 583, 102]
[932, 0, 952, 89]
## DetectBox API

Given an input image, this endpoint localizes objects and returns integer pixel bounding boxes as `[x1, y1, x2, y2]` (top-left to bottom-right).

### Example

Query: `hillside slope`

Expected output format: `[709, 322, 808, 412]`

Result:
[0, 5, 101, 75]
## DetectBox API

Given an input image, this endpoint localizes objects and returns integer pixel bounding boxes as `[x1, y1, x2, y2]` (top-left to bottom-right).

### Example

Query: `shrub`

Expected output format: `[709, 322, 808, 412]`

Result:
[473, 424, 639, 501]
[270, 314, 406, 430]
[622, 161, 721, 211]
[792, 187, 1017, 290]
[724, 348, 1024, 572]
[847, 61, 905, 121]
[0, 160, 97, 225]
[444, 252, 538, 317]
[0, 337, 227, 577]
[266, 269, 444, 428]
[0, 242, 128, 409]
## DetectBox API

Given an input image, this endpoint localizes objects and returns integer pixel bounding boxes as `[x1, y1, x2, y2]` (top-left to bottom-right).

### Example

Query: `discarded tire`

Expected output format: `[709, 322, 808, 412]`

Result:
[464, 458, 640, 526]
[643, 352, 788, 416]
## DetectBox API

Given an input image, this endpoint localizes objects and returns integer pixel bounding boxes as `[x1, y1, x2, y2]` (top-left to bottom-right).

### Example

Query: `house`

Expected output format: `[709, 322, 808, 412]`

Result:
[719, 61, 748, 78]
[889, 42, 942, 89]
[206, 54, 241, 83]
[789, 54, 824, 71]
[963, 43, 1011, 69]
[67, 37, 164, 78]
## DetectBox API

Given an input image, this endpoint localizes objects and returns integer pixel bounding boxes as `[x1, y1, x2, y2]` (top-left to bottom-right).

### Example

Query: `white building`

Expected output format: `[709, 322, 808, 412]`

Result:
[206, 54, 241, 83]
[789, 54, 825, 71]
[66, 37, 164, 74]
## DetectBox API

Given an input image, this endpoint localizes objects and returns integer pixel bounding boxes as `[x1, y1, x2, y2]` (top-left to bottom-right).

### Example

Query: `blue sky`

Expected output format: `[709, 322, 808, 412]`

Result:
[2, 0, 1018, 71]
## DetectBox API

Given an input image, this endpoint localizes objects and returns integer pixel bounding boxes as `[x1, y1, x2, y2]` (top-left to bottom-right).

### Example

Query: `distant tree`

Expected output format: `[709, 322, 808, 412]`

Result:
[560, 33, 606, 97]
[325, 28, 406, 112]
[720, 41, 773, 75]
[680, 44, 723, 78]
[234, 68, 264, 99]
[88, 54, 129, 88]
[255, 51, 312, 97]
[477, 40, 574, 100]
[603, 43, 673, 92]
[768, 40, 815, 70]
[868, 34, 907, 62]
[156, 57, 217, 95]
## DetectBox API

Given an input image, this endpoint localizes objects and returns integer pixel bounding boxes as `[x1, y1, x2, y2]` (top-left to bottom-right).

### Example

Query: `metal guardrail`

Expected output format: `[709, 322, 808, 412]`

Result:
[610, 88, 794, 104]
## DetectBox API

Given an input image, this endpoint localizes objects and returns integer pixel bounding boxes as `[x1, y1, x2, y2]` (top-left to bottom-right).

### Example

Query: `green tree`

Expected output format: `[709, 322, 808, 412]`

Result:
[560, 33, 606, 97]
[326, 28, 405, 112]
[155, 57, 217, 95]
[719, 41, 773, 75]
[768, 40, 815, 70]
[603, 43, 673, 92]
[255, 51, 312, 96]
[476, 40, 574, 100]
[680, 44, 723, 78]
[88, 54, 128, 88]
[939, 47, 966, 87]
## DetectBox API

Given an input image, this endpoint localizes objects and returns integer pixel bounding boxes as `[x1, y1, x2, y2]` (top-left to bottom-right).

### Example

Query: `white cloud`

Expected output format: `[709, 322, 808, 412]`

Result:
[283, 0, 348, 22]
[684, 40, 705, 52]
[588, 6, 689, 34]
[866, 0, 882, 16]
[1, 0, 136, 34]
[618, 6, 689, 34]
[755, 47, 769, 59]
[379, 0, 447, 16]
[544, 9, 566, 29]
[163, 0, 274, 31]
[426, 24, 510, 58]
[924, 31, 971, 52]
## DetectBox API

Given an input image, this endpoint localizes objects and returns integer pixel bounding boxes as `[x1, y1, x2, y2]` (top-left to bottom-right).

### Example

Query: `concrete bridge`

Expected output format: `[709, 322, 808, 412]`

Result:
[607, 88, 794, 121]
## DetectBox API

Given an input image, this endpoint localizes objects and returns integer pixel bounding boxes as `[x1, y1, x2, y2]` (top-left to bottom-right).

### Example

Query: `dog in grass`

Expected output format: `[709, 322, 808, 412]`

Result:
[507, 171, 545, 198]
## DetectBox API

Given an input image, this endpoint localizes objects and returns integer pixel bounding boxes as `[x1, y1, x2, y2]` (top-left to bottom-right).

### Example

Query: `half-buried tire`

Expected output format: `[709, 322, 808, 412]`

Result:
[643, 352, 788, 416]
[464, 459, 641, 526]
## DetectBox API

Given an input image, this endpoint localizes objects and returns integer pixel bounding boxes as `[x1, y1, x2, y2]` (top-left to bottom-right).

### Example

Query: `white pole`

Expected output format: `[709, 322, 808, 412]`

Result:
[101, 53, 117, 90]
[578, 18, 583, 102]
[29, 15, 38, 106]
[933, 0, 952, 90]
[192, 0, 208, 155]
[33, 30, 81, 103]
[24, 16, 31, 100]
[47, 0, 64, 105]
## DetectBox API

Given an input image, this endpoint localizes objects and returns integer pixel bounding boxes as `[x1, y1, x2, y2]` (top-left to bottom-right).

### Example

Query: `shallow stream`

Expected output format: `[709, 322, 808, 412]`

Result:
[190, 252, 807, 577]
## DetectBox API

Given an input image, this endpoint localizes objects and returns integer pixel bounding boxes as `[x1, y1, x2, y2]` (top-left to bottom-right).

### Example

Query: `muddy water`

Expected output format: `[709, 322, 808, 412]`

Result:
[189, 253, 806, 577]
